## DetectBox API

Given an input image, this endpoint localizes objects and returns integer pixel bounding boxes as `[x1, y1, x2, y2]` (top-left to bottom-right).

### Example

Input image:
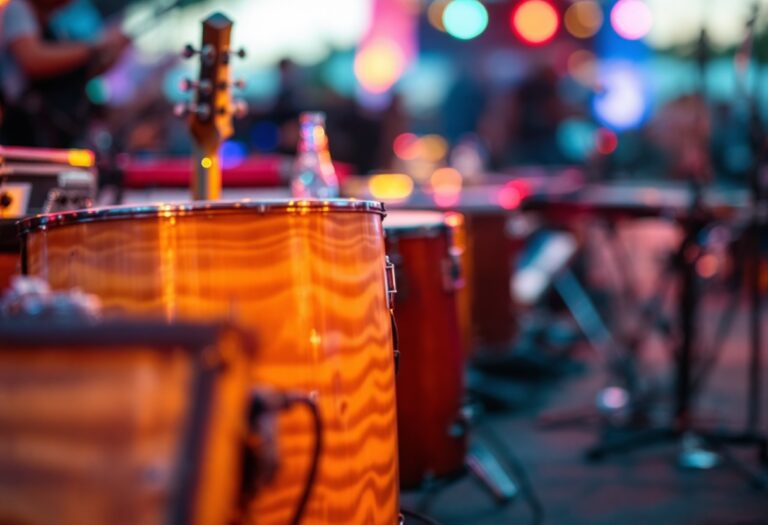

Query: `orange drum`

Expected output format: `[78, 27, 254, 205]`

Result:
[20, 200, 400, 525]
[444, 212, 473, 356]
[0, 320, 254, 525]
[384, 210, 466, 489]
[0, 220, 20, 291]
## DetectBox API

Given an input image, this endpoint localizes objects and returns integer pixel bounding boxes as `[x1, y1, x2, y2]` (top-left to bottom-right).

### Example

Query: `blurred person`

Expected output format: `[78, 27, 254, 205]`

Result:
[648, 93, 713, 182]
[508, 65, 567, 166]
[0, 0, 130, 148]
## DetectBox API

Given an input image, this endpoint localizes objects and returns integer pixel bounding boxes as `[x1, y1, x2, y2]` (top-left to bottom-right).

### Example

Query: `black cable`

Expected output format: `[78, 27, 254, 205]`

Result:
[289, 395, 323, 525]
[400, 507, 444, 525]
[242, 390, 323, 525]
[477, 424, 545, 525]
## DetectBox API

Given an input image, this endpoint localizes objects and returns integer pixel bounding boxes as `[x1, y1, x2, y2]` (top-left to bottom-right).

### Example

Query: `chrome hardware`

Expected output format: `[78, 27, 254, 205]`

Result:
[174, 103, 211, 120]
[232, 99, 249, 119]
[233, 78, 246, 90]
[179, 78, 212, 95]
[181, 43, 214, 65]
[384, 256, 397, 310]
[441, 250, 463, 292]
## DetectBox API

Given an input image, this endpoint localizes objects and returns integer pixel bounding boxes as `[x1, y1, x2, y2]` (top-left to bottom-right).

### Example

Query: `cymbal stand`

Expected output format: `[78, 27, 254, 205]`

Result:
[585, 9, 768, 474]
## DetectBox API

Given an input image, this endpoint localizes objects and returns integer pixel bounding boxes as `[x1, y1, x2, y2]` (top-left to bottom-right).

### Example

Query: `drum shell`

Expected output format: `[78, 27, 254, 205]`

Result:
[22, 205, 400, 525]
[385, 221, 466, 488]
[0, 219, 20, 291]
[0, 321, 251, 525]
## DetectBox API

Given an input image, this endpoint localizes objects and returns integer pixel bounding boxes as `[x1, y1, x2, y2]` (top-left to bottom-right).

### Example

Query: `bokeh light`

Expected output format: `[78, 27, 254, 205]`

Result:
[511, 0, 560, 46]
[498, 183, 523, 210]
[419, 135, 450, 162]
[443, 0, 489, 41]
[611, 0, 653, 40]
[430, 167, 463, 207]
[220, 141, 247, 169]
[428, 0, 450, 32]
[593, 62, 649, 130]
[595, 128, 619, 155]
[564, 1, 603, 39]
[567, 49, 598, 87]
[354, 39, 406, 93]
[369, 173, 415, 201]
[557, 118, 598, 161]
[393, 133, 420, 160]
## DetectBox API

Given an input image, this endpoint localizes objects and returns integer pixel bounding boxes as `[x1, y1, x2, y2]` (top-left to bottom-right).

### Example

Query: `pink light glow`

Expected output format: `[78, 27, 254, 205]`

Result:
[610, 0, 652, 41]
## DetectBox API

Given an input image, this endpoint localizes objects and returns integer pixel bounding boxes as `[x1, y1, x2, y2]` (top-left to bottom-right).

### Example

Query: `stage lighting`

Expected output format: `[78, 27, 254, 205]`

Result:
[610, 0, 652, 40]
[354, 39, 406, 93]
[511, 0, 560, 46]
[443, 0, 489, 40]
[564, 1, 603, 39]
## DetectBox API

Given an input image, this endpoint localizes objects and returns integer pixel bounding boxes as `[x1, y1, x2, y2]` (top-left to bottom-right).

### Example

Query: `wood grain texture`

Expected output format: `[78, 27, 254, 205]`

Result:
[0, 253, 19, 292]
[384, 212, 466, 489]
[23, 206, 400, 525]
[0, 326, 251, 525]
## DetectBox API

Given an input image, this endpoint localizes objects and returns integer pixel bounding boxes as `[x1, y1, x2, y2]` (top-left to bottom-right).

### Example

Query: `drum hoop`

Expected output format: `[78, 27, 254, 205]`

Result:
[17, 199, 386, 235]
[384, 222, 449, 239]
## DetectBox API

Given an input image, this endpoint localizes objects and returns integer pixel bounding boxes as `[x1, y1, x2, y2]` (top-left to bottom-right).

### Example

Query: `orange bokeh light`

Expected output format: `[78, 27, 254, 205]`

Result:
[564, 1, 603, 39]
[354, 39, 406, 94]
[511, 0, 560, 46]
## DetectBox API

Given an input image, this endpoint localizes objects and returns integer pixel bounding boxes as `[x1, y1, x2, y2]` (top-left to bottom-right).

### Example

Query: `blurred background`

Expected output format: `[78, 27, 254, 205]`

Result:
[36, 0, 768, 184]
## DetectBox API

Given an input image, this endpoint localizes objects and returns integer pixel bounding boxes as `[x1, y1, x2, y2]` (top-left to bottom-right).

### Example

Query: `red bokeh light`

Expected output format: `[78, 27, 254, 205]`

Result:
[498, 181, 529, 210]
[595, 128, 618, 155]
[511, 0, 560, 46]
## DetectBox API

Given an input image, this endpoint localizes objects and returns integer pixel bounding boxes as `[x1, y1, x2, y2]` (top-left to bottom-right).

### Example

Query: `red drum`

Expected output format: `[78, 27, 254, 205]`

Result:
[384, 210, 466, 489]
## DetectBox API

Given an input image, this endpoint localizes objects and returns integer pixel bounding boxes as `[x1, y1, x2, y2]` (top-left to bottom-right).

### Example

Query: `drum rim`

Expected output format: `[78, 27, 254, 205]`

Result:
[18, 198, 386, 234]
[383, 211, 450, 237]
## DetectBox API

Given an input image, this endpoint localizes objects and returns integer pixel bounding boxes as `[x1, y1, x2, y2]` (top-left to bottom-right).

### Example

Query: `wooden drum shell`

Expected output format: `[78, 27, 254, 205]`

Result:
[21, 202, 400, 525]
[384, 211, 466, 489]
[0, 322, 252, 525]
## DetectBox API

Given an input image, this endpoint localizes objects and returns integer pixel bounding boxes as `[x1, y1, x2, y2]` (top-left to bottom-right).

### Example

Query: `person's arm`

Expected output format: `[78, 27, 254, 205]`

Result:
[8, 35, 95, 80]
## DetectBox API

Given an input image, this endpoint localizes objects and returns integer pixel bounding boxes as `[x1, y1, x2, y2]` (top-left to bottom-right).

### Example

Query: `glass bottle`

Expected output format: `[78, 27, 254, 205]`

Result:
[290, 111, 339, 198]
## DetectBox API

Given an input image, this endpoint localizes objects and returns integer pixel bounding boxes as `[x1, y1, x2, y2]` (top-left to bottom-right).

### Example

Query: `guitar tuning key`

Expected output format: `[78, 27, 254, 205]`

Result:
[233, 99, 249, 119]
[179, 78, 194, 92]
[196, 103, 212, 120]
[201, 44, 215, 65]
[182, 44, 197, 59]
[173, 102, 191, 117]
[233, 79, 246, 90]
[235, 48, 247, 59]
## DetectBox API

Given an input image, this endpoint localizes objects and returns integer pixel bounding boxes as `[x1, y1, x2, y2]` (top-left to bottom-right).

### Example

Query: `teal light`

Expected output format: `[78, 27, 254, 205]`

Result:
[443, 0, 489, 40]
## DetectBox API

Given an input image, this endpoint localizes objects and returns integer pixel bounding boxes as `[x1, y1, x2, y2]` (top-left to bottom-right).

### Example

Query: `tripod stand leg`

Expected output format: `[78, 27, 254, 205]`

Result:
[466, 441, 518, 504]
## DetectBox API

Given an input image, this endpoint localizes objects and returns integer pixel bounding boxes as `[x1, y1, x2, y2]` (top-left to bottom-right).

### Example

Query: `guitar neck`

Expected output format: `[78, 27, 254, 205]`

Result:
[191, 145, 221, 201]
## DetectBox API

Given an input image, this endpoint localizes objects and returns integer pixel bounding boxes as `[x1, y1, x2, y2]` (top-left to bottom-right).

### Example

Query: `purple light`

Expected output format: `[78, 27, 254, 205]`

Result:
[610, 0, 652, 41]
[220, 141, 247, 169]
[593, 62, 648, 130]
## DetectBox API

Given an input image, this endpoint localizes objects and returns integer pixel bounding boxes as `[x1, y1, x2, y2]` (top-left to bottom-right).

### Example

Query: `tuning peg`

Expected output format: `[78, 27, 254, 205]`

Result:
[183, 44, 215, 65]
[173, 102, 192, 117]
[234, 47, 247, 59]
[182, 44, 197, 59]
[174, 102, 211, 120]
[196, 103, 211, 120]
[233, 99, 249, 119]
[180, 78, 213, 95]
[233, 79, 246, 90]
[179, 78, 194, 92]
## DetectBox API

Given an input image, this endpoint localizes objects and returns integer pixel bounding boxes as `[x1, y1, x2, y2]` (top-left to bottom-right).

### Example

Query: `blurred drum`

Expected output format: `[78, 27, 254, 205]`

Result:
[444, 212, 472, 356]
[384, 210, 467, 489]
[0, 220, 19, 291]
[0, 320, 254, 525]
[20, 200, 400, 525]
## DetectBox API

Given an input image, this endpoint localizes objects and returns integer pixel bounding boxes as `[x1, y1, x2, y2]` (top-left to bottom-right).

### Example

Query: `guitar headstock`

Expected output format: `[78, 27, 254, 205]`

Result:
[178, 13, 246, 155]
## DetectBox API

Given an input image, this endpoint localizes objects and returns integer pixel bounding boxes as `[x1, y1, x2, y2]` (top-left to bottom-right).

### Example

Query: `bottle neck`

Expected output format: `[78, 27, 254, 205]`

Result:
[298, 121, 329, 154]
